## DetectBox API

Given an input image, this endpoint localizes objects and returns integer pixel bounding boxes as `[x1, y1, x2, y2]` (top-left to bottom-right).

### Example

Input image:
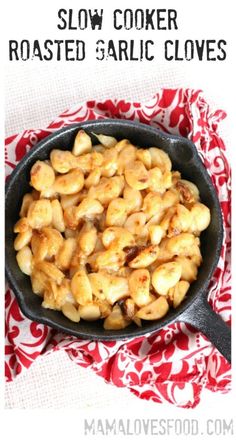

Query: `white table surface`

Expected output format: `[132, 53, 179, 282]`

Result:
[4, 0, 233, 414]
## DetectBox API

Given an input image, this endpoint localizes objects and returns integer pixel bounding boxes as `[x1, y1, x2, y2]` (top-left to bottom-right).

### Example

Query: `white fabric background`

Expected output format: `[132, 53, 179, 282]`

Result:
[4, 0, 233, 412]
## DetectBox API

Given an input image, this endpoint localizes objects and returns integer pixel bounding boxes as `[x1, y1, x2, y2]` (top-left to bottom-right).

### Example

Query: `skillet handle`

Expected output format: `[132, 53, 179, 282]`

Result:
[178, 295, 231, 364]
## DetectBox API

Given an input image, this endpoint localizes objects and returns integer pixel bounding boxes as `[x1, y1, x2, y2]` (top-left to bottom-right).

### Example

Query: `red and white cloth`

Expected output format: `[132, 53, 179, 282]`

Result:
[5, 89, 231, 408]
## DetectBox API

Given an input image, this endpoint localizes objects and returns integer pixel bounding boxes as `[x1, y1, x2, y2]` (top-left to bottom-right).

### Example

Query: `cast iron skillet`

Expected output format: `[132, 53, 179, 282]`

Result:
[5, 120, 231, 363]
